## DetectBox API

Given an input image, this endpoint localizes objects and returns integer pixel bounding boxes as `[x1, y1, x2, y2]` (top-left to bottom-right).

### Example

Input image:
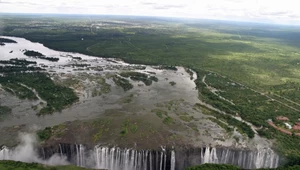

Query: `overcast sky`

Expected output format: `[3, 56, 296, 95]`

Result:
[0, 0, 299, 24]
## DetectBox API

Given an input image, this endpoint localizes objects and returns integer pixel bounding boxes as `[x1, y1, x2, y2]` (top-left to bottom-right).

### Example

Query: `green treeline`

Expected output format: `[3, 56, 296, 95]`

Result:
[0, 72, 78, 115]
[24, 50, 59, 62]
[186, 164, 240, 170]
[112, 75, 133, 91]
[24, 50, 44, 57]
[0, 38, 17, 43]
[185, 164, 300, 170]
[0, 65, 44, 72]
[0, 160, 90, 170]
[0, 58, 37, 65]
[120, 72, 158, 86]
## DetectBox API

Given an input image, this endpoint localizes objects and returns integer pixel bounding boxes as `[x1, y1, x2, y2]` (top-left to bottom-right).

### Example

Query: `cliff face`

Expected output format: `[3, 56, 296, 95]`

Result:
[38, 143, 280, 170]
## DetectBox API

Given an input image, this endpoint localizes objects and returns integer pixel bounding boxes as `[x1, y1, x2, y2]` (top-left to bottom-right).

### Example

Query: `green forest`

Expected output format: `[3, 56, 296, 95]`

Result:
[0, 72, 78, 115]
[2, 15, 300, 166]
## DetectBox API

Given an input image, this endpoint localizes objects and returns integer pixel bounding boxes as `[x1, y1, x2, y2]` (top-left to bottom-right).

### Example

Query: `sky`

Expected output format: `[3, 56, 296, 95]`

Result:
[0, 0, 300, 25]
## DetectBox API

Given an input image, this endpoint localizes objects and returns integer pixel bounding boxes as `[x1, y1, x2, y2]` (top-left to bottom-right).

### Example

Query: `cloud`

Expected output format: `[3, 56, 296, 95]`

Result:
[140, 2, 156, 5]
[152, 4, 186, 10]
[140, 0, 185, 10]
[1, 0, 300, 24]
[0, 0, 38, 6]
[0, 0, 13, 4]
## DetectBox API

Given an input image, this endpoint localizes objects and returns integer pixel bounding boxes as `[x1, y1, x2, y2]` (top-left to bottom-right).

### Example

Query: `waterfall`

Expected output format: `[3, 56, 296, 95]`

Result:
[76, 144, 85, 167]
[0, 146, 10, 160]
[93, 146, 171, 170]
[170, 150, 175, 170]
[203, 147, 210, 163]
[176, 146, 279, 169]
[1, 144, 280, 170]
[59, 144, 63, 157]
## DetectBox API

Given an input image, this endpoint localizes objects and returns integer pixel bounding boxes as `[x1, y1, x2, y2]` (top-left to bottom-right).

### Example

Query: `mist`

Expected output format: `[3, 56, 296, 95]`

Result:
[0, 133, 69, 166]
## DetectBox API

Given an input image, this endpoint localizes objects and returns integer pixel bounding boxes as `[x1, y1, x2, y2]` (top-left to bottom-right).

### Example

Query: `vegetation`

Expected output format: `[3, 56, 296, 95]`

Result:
[1, 160, 300, 170]
[0, 58, 41, 74]
[158, 65, 178, 71]
[24, 50, 44, 57]
[0, 160, 91, 170]
[0, 72, 78, 115]
[195, 103, 254, 138]
[149, 76, 158, 82]
[185, 164, 240, 170]
[24, 50, 59, 62]
[0, 65, 44, 72]
[169, 81, 176, 86]
[0, 38, 17, 43]
[208, 117, 233, 133]
[185, 68, 194, 80]
[4, 15, 300, 165]
[179, 115, 195, 122]
[37, 127, 52, 141]
[152, 109, 168, 119]
[120, 119, 139, 136]
[185, 164, 300, 170]
[112, 75, 133, 91]
[71, 63, 91, 67]
[2, 82, 38, 100]
[0, 58, 37, 66]
[121, 94, 134, 103]
[163, 116, 174, 125]
[120, 72, 158, 86]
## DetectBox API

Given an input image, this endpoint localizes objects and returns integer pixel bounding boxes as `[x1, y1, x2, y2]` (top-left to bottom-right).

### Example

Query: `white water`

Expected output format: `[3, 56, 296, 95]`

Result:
[0, 133, 68, 166]
[58, 145, 279, 169]
[170, 150, 175, 170]
[0, 143, 280, 170]
[91, 146, 170, 170]
[198, 146, 279, 169]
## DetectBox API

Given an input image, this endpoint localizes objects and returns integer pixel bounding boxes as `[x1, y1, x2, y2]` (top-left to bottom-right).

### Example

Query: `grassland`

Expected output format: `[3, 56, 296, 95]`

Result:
[2, 15, 300, 165]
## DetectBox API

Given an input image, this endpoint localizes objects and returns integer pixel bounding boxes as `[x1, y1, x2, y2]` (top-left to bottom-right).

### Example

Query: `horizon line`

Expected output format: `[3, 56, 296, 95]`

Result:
[1, 12, 300, 26]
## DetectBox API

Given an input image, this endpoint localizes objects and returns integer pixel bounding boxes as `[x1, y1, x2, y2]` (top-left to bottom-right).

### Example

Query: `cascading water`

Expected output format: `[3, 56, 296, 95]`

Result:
[176, 146, 280, 170]
[59, 144, 63, 157]
[0, 146, 9, 160]
[170, 150, 175, 170]
[1, 144, 280, 170]
[76, 144, 85, 167]
[92, 146, 171, 170]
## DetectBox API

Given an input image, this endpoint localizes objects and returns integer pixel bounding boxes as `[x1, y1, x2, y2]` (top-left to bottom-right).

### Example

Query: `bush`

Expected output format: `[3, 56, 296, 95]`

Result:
[37, 127, 52, 141]
[185, 164, 240, 170]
